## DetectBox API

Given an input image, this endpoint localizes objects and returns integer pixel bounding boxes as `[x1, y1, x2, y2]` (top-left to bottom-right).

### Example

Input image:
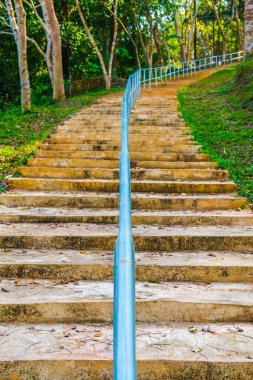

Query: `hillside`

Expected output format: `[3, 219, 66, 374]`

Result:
[179, 59, 253, 204]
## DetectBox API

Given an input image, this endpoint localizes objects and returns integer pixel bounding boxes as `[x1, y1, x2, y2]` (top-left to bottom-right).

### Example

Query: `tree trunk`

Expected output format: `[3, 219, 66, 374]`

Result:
[173, 5, 186, 62]
[108, 0, 118, 88]
[234, 0, 243, 51]
[15, 0, 31, 113]
[211, 0, 234, 61]
[75, 0, 111, 89]
[5, 0, 31, 114]
[153, 20, 163, 66]
[130, 0, 152, 68]
[244, 0, 253, 57]
[43, 0, 65, 102]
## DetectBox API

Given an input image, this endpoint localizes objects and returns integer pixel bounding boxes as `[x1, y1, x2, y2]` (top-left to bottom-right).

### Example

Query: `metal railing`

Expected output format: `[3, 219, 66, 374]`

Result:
[141, 51, 243, 89]
[113, 50, 243, 380]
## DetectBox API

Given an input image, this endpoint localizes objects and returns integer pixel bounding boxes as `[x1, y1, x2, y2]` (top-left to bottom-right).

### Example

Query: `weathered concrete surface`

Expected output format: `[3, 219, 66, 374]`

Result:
[0, 249, 252, 283]
[0, 191, 248, 210]
[0, 279, 252, 323]
[0, 207, 252, 226]
[0, 323, 252, 379]
[0, 223, 253, 252]
[0, 69, 252, 378]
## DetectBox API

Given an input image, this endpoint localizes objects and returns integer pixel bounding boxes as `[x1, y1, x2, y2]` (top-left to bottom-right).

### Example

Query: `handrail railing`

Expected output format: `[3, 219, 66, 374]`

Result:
[113, 50, 243, 380]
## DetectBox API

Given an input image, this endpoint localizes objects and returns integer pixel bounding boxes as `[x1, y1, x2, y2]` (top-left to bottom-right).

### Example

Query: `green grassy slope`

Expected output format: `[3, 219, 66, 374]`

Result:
[179, 60, 253, 204]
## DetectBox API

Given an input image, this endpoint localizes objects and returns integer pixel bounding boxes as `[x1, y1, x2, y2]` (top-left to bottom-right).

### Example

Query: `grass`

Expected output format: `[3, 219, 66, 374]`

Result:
[179, 60, 253, 204]
[0, 88, 122, 193]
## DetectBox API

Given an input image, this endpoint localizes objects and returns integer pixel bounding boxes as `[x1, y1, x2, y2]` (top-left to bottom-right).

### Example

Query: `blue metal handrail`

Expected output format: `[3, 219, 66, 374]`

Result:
[113, 50, 243, 380]
[114, 69, 140, 380]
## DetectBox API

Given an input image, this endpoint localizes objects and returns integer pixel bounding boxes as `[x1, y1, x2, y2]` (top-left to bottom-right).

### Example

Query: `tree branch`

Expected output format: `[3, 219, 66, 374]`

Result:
[27, 35, 45, 56]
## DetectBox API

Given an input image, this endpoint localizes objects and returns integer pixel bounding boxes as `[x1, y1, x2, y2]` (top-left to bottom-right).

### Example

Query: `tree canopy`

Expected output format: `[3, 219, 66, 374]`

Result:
[0, 0, 246, 110]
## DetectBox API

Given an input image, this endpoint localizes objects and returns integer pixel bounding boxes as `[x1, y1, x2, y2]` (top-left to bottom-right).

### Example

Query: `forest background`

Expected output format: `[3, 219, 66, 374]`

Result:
[0, 0, 246, 110]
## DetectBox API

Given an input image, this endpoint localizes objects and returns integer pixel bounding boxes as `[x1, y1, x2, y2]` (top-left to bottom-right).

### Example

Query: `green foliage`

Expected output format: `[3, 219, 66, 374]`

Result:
[179, 61, 253, 204]
[31, 73, 53, 105]
[0, 87, 121, 192]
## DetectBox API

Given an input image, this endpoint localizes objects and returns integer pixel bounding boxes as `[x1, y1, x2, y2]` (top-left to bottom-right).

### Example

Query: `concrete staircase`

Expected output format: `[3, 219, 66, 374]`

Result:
[0, 71, 252, 379]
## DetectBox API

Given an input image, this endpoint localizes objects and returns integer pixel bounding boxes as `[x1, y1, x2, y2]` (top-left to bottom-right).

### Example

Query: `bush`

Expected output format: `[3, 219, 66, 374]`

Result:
[32, 72, 52, 105]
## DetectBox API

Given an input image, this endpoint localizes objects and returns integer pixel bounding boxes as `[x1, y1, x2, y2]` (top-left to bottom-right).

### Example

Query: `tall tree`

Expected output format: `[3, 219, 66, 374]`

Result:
[244, 0, 253, 56]
[42, 0, 65, 101]
[24, 0, 54, 86]
[211, 0, 235, 58]
[130, 0, 153, 68]
[76, 0, 118, 89]
[3, 0, 31, 113]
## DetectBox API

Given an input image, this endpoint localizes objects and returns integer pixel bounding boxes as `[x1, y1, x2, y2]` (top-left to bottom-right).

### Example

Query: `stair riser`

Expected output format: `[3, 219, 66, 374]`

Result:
[132, 161, 216, 169]
[1, 263, 252, 283]
[35, 151, 210, 162]
[0, 235, 252, 252]
[130, 120, 184, 126]
[7, 179, 236, 193]
[0, 196, 247, 211]
[0, 214, 252, 226]
[49, 138, 194, 145]
[39, 144, 200, 153]
[53, 132, 189, 138]
[0, 301, 251, 323]
[57, 126, 188, 133]
[19, 168, 228, 181]
[0, 361, 251, 380]
[27, 159, 216, 170]
[28, 159, 120, 169]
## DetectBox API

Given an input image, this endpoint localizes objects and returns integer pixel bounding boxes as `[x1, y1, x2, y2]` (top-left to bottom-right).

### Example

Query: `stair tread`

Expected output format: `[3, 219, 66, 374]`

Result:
[0, 248, 252, 267]
[1, 190, 244, 199]
[0, 223, 253, 236]
[8, 178, 235, 184]
[1, 279, 252, 305]
[0, 322, 252, 362]
[22, 167, 225, 173]
[0, 206, 251, 218]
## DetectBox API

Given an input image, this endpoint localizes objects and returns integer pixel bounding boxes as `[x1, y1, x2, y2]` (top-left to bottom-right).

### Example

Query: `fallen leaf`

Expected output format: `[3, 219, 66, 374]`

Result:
[191, 347, 202, 353]
[188, 327, 198, 334]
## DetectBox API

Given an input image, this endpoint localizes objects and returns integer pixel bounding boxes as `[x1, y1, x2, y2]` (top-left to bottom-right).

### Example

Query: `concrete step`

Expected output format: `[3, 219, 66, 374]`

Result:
[0, 323, 252, 379]
[1, 192, 247, 210]
[35, 150, 211, 162]
[130, 119, 184, 126]
[54, 129, 188, 137]
[0, 249, 252, 283]
[0, 278, 252, 323]
[49, 136, 194, 145]
[6, 178, 236, 193]
[58, 125, 188, 133]
[132, 108, 178, 114]
[0, 207, 252, 226]
[27, 158, 217, 170]
[18, 167, 229, 181]
[39, 143, 201, 153]
[0, 223, 252, 252]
